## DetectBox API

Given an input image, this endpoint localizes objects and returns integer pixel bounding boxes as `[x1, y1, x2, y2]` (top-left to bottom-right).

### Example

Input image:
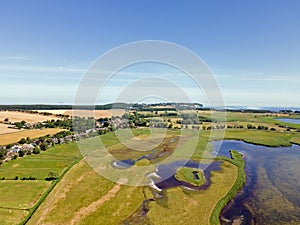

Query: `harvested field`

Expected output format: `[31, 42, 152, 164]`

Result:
[0, 128, 64, 145]
[0, 124, 16, 135]
[0, 111, 57, 123]
[37, 109, 126, 118]
[66, 109, 126, 118]
[37, 110, 67, 115]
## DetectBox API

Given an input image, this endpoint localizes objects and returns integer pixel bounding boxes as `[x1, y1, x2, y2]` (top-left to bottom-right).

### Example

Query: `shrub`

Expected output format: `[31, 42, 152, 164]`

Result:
[18, 150, 25, 157]
[45, 171, 59, 181]
[33, 147, 40, 154]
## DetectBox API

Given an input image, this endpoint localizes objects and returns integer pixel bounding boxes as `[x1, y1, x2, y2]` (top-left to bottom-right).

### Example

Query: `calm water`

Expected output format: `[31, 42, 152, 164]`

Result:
[276, 118, 300, 124]
[155, 160, 222, 190]
[212, 140, 300, 225]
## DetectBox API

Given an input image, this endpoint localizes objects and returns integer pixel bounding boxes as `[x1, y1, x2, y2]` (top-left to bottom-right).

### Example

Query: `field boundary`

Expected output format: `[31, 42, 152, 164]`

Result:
[19, 158, 82, 225]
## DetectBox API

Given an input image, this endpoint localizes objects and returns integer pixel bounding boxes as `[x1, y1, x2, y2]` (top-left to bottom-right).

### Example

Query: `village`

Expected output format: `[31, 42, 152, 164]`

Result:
[0, 116, 119, 163]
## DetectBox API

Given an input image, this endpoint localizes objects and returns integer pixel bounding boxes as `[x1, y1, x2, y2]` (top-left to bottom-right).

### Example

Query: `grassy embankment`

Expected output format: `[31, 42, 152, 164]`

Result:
[210, 151, 246, 225]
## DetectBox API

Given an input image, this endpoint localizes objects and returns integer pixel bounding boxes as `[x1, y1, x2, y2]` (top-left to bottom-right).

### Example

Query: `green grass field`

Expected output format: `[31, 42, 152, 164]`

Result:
[289, 132, 300, 145]
[0, 180, 50, 209]
[0, 208, 28, 225]
[0, 141, 82, 224]
[223, 129, 294, 146]
[0, 180, 51, 225]
[175, 167, 205, 186]
[0, 142, 81, 179]
[258, 116, 300, 129]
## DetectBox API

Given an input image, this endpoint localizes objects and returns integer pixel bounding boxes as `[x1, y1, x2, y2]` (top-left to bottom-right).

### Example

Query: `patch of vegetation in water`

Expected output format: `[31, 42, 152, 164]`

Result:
[175, 166, 205, 186]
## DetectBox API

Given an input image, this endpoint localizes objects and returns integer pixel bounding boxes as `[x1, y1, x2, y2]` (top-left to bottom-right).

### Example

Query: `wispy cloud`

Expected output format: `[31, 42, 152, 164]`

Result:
[7, 56, 31, 61]
[0, 64, 85, 73]
[237, 75, 300, 82]
[0, 56, 32, 61]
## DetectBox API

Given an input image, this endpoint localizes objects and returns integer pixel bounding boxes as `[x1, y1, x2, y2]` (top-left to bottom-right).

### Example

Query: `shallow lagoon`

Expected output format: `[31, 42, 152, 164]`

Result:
[154, 160, 222, 190]
[212, 140, 300, 225]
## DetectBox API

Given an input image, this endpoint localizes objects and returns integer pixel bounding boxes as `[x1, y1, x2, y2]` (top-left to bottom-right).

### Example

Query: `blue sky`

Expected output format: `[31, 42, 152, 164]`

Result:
[1, 0, 300, 107]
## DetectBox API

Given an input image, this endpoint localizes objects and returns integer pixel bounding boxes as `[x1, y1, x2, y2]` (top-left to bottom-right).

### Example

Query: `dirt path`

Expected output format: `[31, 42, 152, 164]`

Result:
[70, 183, 121, 225]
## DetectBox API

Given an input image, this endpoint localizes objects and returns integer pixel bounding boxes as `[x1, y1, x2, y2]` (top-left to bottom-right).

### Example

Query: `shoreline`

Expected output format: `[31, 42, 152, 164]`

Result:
[210, 151, 246, 225]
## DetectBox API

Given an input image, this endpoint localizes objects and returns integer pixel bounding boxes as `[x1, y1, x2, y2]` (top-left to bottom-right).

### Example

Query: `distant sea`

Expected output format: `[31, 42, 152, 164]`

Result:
[215, 106, 300, 112]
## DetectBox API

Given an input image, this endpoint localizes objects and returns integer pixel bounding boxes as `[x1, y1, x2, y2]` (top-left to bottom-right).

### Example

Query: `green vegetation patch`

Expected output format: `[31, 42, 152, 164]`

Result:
[258, 116, 300, 129]
[289, 132, 300, 145]
[0, 180, 50, 209]
[175, 167, 205, 186]
[223, 130, 293, 147]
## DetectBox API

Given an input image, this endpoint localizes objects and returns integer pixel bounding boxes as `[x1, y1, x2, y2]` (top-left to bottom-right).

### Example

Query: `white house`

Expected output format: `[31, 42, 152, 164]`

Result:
[22, 144, 34, 151]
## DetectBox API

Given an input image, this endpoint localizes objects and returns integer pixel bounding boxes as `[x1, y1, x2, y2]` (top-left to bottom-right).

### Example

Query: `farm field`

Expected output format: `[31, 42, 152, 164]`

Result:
[36, 110, 68, 115]
[0, 142, 81, 179]
[0, 181, 50, 225]
[0, 123, 16, 135]
[0, 128, 65, 145]
[37, 109, 126, 118]
[0, 111, 57, 123]
[0, 208, 28, 225]
[0, 180, 50, 209]
[0, 142, 81, 225]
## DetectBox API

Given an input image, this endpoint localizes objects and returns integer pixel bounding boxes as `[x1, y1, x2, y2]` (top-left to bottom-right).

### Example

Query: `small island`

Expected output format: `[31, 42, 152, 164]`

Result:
[175, 167, 205, 186]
